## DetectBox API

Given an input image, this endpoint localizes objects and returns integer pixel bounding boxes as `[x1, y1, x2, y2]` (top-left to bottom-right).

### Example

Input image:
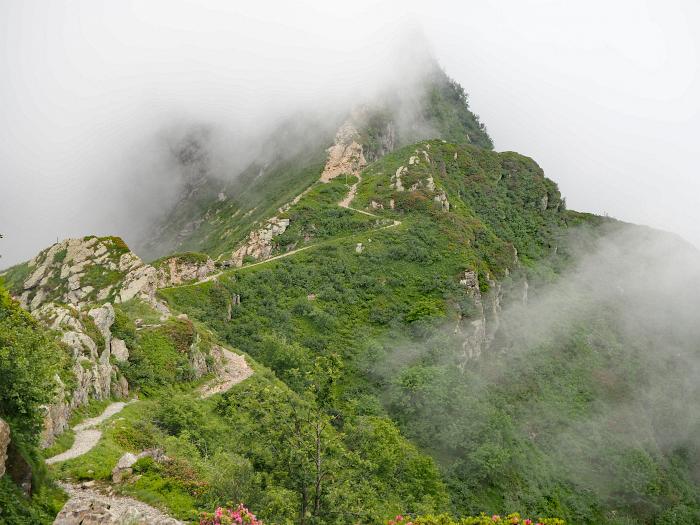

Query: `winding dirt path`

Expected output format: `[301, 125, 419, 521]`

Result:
[46, 401, 132, 465]
[338, 174, 361, 208]
[200, 347, 254, 398]
[174, 170, 402, 289]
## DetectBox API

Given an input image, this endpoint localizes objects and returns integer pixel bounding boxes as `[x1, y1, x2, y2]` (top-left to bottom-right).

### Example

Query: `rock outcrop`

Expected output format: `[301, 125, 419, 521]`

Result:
[18, 236, 169, 317]
[154, 255, 216, 287]
[319, 121, 367, 183]
[228, 217, 290, 267]
[0, 418, 9, 478]
[34, 302, 130, 447]
[455, 269, 502, 369]
[20, 237, 124, 311]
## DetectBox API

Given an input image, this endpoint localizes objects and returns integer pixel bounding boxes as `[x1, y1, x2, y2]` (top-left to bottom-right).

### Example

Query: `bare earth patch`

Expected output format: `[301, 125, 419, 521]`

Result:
[200, 347, 253, 398]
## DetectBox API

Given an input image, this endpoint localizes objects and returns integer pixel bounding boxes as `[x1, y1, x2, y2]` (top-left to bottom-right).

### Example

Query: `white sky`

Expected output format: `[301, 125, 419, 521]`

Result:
[1, 0, 699, 266]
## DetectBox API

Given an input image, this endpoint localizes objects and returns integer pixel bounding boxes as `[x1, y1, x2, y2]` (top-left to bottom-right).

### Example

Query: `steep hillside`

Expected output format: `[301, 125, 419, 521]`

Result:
[161, 141, 700, 524]
[2, 67, 699, 525]
[134, 64, 491, 263]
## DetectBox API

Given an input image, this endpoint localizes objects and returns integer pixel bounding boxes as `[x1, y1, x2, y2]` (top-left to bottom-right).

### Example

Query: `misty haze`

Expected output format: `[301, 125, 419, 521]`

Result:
[1, 2, 699, 525]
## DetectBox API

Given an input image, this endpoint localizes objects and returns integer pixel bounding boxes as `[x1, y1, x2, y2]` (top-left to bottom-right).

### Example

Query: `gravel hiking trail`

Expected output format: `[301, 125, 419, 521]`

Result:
[178, 173, 401, 288]
[200, 347, 254, 398]
[54, 482, 184, 524]
[45, 401, 132, 464]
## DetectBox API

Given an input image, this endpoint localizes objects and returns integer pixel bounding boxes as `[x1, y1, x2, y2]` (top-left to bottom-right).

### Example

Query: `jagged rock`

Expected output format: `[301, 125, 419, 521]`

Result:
[111, 338, 129, 362]
[391, 166, 407, 191]
[19, 237, 148, 311]
[111, 452, 137, 483]
[154, 255, 216, 287]
[455, 270, 502, 369]
[88, 303, 115, 350]
[118, 252, 142, 272]
[456, 270, 487, 366]
[112, 373, 129, 398]
[319, 120, 367, 183]
[229, 217, 291, 267]
[24, 262, 49, 289]
[0, 418, 9, 478]
[62, 331, 99, 359]
[34, 302, 129, 447]
[119, 264, 157, 303]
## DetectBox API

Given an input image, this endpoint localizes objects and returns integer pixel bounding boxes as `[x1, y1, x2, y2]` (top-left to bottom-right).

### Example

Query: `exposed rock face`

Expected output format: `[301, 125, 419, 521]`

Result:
[21, 237, 124, 311]
[390, 166, 407, 191]
[18, 236, 170, 317]
[319, 121, 367, 183]
[32, 302, 129, 448]
[228, 217, 290, 267]
[0, 418, 9, 478]
[88, 303, 115, 351]
[154, 255, 216, 287]
[111, 452, 138, 483]
[363, 120, 396, 162]
[455, 270, 502, 369]
[110, 338, 129, 362]
[117, 254, 171, 318]
[118, 262, 157, 303]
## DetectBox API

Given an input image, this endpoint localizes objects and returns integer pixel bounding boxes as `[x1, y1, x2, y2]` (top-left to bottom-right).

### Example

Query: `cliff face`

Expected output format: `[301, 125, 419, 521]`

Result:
[0, 236, 233, 450]
[33, 302, 130, 447]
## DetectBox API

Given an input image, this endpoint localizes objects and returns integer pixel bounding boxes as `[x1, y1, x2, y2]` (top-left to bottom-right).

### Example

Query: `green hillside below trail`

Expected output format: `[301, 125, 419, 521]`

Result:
[160, 140, 700, 524]
[2, 64, 699, 524]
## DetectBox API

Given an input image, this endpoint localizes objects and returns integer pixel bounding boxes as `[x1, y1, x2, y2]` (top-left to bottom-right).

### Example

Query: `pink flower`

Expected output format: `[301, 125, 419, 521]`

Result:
[524, 520, 532, 525]
[492, 516, 501, 522]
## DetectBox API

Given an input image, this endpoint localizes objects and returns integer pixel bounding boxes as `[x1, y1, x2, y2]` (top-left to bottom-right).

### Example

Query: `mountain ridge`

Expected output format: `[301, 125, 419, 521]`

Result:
[2, 64, 700, 524]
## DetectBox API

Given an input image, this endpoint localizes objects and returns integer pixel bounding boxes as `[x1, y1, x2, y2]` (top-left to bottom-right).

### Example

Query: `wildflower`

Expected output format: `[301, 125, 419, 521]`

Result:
[492, 516, 501, 522]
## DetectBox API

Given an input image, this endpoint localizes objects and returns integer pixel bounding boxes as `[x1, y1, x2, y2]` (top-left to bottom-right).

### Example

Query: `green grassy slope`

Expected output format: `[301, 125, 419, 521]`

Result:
[159, 141, 700, 524]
